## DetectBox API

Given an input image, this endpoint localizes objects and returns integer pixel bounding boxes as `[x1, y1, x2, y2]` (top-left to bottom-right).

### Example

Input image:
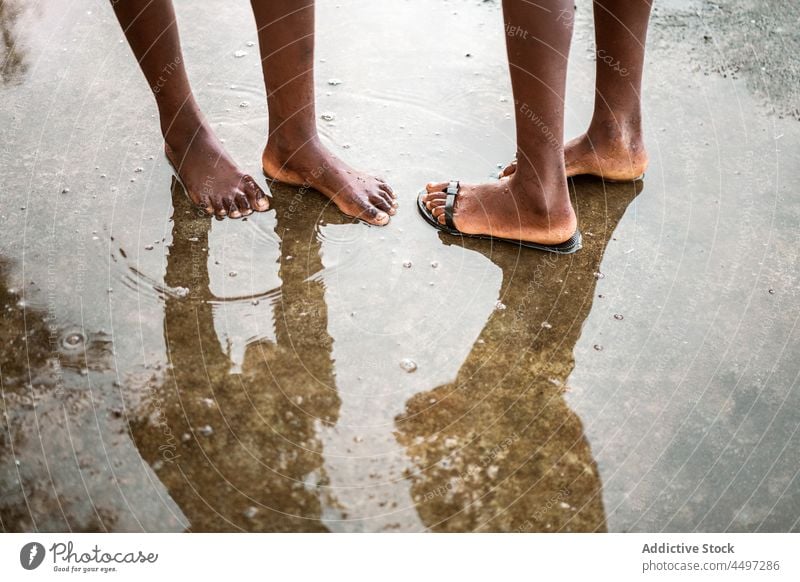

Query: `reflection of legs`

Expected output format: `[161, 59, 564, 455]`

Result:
[150, 185, 338, 531]
[252, 0, 397, 226]
[400, 182, 644, 532]
[422, 0, 576, 246]
[503, 0, 652, 181]
[112, 0, 268, 218]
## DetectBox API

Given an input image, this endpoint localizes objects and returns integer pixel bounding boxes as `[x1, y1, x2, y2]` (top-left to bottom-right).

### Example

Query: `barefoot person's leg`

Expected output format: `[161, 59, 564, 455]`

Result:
[251, 0, 396, 226]
[112, 0, 269, 218]
[565, 0, 652, 180]
[422, 0, 577, 246]
[503, 0, 652, 181]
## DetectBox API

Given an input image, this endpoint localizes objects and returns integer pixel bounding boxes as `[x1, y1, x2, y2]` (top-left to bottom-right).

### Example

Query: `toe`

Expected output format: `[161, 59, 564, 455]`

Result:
[243, 176, 270, 211]
[377, 179, 395, 198]
[377, 188, 398, 210]
[352, 196, 389, 226]
[196, 195, 215, 216]
[431, 206, 448, 226]
[369, 191, 393, 214]
[426, 182, 449, 194]
[227, 198, 242, 219]
[211, 197, 227, 218]
[426, 198, 445, 212]
[423, 192, 446, 208]
[234, 192, 253, 216]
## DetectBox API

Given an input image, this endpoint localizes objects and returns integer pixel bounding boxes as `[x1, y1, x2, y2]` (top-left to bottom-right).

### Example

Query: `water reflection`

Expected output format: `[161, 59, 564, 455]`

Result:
[0, 0, 29, 85]
[0, 259, 186, 532]
[395, 180, 642, 532]
[128, 182, 344, 531]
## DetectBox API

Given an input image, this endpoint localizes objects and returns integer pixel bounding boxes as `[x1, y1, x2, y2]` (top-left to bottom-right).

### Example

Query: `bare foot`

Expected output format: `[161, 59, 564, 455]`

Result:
[501, 121, 648, 182]
[165, 118, 269, 219]
[420, 176, 576, 246]
[262, 139, 397, 226]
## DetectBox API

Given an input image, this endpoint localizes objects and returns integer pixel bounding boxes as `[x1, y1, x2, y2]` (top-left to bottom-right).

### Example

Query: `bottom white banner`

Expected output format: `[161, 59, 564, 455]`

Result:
[1, 533, 796, 581]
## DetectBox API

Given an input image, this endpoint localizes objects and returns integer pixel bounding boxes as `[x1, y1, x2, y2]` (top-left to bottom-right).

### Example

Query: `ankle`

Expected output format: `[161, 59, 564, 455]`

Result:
[586, 114, 644, 149]
[265, 127, 321, 159]
[160, 104, 208, 149]
[508, 172, 575, 228]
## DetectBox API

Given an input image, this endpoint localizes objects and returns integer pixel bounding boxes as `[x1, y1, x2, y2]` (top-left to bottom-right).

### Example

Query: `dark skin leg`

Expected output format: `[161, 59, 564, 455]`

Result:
[112, 0, 269, 218]
[253, 0, 397, 226]
[423, 0, 577, 245]
[502, 0, 653, 181]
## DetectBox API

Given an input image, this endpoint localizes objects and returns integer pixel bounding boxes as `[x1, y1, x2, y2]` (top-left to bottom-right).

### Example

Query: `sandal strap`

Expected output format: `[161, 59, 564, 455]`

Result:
[444, 180, 459, 230]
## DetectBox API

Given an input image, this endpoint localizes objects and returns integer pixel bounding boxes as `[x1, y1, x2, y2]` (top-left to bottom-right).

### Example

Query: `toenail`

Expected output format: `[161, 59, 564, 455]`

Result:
[376, 212, 388, 223]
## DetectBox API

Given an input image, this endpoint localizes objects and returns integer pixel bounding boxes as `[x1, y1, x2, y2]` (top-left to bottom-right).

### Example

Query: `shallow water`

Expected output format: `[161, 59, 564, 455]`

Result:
[1, 0, 798, 532]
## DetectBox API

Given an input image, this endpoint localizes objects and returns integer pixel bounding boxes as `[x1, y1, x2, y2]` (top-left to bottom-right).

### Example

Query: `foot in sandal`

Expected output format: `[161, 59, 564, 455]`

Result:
[417, 176, 581, 254]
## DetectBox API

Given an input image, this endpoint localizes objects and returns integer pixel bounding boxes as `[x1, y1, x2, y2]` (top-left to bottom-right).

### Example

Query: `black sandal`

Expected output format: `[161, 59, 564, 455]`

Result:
[416, 180, 583, 254]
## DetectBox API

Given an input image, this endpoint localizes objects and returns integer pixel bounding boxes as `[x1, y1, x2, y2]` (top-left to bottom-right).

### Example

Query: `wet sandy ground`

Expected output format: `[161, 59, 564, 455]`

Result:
[1, 0, 798, 532]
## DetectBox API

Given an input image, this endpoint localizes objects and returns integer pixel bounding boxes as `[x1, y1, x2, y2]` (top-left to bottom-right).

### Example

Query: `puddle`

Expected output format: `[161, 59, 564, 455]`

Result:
[1, 0, 798, 532]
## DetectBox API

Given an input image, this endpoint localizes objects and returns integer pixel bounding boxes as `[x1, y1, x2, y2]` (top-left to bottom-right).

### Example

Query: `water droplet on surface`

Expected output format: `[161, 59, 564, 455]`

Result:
[768, 289, 776, 295]
[239, 101, 249, 108]
[228, 271, 238, 278]
[321, 113, 336, 121]
[246, 41, 256, 47]
[327, 78, 342, 86]
[541, 321, 552, 329]
[613, 314, 624, 320]
[399, 358, 418, 373]
[61, 188, 70, 194]
[62, 332, 85, 349]
[197, 425, 214, 436]
[431, 261, 439, 269]
[243, 506, 259, 519]
[144, 245, 154, 251]
[593, 272, 605, 280]
[593, 344, 604, 351]
[134, 167, 143, 173]
[495, 301, 506, 311]
[233, 50, 247, 58]
[402, 260, 413, 268]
